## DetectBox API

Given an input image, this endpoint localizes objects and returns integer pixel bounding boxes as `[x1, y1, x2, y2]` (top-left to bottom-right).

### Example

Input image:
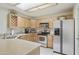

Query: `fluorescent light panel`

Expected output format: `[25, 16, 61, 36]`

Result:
[16, 3, 45, 10]
[28, 3, 57, 12]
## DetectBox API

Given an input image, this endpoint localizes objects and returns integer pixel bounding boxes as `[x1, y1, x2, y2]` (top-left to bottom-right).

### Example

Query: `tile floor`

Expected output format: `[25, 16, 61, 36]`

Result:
[40, 47, 60, 55]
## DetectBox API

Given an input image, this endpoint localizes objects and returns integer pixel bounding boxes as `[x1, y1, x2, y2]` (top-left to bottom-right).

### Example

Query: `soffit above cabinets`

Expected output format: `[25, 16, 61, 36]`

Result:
[6, 3, 20, 6]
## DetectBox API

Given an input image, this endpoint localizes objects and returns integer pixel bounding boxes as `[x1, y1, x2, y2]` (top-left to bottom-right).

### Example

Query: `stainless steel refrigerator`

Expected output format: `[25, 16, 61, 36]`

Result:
[53, 19, 75, 55]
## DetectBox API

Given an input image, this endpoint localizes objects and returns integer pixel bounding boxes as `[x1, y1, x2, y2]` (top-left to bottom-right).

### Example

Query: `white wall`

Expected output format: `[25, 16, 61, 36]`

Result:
[73, 4, 79, 55]
[0, 7, 25, 35]
[0, 8, 8, 34]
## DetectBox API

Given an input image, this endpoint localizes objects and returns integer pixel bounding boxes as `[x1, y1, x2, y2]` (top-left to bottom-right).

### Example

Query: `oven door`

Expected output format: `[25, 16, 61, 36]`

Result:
[38, 36, 48, 47]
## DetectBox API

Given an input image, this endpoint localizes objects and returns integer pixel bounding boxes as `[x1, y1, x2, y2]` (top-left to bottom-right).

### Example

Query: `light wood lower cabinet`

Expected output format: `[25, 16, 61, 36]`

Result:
[17, 34, 30, 41]
[17, 34, 53, 48]
[17, 33, 38, 42]
[47, 35, 53, 48]
[29, 33, 38, 42]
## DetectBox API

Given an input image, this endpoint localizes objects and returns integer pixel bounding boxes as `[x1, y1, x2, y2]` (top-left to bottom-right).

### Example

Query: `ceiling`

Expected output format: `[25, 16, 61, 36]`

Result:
[0, 3, 75, 17]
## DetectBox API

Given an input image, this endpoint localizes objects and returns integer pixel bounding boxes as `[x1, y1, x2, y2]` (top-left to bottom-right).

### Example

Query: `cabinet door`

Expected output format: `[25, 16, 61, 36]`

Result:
[24, 19, 30, 27]
[17, 17, 25, 28]
[29, 33, 38, 42]
[30, 20, 37, 28]
[17, 16, 30, 28]
[48, 35, 53, 48]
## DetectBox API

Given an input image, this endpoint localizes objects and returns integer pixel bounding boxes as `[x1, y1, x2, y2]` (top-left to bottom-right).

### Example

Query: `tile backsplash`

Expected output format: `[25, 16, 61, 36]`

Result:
[7, 28, 25, 35]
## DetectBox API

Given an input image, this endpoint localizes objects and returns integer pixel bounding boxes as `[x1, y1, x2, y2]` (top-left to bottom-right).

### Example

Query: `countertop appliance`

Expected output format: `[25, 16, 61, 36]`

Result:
[25, 28, 37, 33]
[25, 28, 29, 33]
[25, 27, 31, 33]
[30, 28, 36, 33]
[53, 19, 75, 55]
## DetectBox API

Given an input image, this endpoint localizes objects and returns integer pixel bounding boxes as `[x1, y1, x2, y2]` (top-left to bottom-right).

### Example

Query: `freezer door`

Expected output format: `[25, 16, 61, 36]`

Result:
[53, 20, 61, 53]
[62, 20, 74, 55]
[53, 36, 61, 52]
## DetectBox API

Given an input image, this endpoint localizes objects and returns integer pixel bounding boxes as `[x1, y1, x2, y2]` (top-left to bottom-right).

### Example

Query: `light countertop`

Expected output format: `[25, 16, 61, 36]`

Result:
[0, 39, 40, 55]
[15, 34, 30, 39]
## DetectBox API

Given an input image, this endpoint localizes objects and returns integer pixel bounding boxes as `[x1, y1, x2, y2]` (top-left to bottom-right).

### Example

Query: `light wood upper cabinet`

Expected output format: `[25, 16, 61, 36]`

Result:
[9, 15, 30, 28]
[30, 19, 37, 28]
[17, 16, 30, 28]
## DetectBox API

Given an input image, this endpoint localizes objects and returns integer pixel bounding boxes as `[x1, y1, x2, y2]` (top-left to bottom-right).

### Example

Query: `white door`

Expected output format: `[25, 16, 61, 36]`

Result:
[53, 20, 61, 52]
[62, 20, 74, 55]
